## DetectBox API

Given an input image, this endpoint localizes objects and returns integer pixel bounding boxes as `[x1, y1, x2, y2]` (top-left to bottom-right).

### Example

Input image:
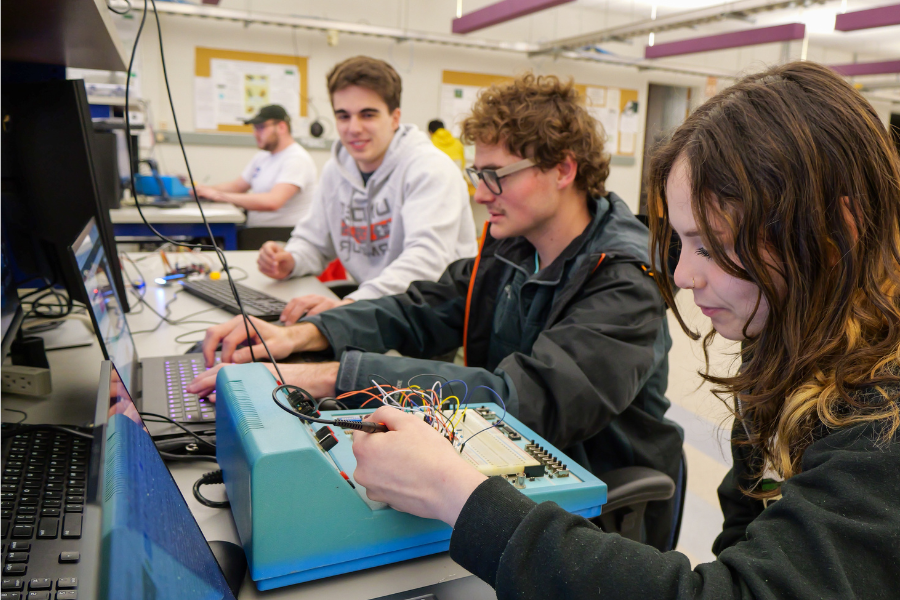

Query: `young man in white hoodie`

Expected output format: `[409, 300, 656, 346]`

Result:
[258, 57, 477, 319]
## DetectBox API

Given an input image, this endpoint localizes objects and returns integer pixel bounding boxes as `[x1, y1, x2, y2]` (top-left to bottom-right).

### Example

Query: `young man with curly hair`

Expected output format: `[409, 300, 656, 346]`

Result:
[190, 73, 683, 547]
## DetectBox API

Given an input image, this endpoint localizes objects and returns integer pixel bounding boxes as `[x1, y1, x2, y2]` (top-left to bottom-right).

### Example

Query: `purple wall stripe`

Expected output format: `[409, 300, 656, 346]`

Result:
[644, 23, 806, 59]
[452, 0, 575, 35]
[830, 60, 900, 77]
[835, 3, 900, 32]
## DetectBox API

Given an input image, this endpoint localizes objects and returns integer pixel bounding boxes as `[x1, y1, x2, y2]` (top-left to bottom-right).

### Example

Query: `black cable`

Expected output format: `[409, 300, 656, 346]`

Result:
[272, 384, 388, 433]
[124, 0, 286, 385]
[139, 412, 216, 449]
[2, 408, 28, 424]
[193, 470, 230, 508]
[159, 452, 218, 463]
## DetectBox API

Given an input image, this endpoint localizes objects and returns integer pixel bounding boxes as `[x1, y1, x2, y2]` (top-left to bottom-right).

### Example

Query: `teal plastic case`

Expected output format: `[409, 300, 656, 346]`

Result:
[215, 363, 607, 590]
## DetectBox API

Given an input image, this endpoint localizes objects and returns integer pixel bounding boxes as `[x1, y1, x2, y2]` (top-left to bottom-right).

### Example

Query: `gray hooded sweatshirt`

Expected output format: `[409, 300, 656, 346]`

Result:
[284, 124, 477, 300]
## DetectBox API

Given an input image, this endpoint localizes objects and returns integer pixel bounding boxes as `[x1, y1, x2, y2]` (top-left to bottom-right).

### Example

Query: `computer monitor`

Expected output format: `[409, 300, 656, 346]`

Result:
[1, 237, 25, 359]
[0, 78, 130, 311]
[70, 218, 137, 394]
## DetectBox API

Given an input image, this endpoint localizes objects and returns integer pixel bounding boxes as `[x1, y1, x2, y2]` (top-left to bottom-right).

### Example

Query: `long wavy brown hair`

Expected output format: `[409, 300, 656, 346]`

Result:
[648, 61, 900, 498]
[461, 73, 610, 198]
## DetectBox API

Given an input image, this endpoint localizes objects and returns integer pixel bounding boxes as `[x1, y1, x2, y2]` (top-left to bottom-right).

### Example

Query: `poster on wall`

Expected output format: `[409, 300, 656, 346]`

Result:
[440, 71, 638, 157]
[196, 60, 300, 129]
[193, 48, 308, 133]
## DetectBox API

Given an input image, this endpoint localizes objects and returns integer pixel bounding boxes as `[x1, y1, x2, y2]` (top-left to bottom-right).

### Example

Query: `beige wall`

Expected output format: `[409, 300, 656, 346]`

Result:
[121, 1, 894, 213]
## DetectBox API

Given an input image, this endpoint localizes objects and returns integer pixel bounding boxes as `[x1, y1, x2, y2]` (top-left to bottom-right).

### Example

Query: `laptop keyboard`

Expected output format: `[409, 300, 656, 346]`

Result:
[165, 356, 220, 423]
[2, 429, 87, 600]
[180, 278, 287, 321]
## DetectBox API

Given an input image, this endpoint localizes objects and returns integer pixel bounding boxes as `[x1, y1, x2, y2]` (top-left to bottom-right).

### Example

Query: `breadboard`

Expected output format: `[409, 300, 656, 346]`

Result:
[446, 410, 542, 477]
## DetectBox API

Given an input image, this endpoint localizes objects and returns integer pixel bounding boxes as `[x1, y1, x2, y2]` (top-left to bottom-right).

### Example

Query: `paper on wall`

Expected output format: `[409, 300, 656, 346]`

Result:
[585, 86, 606, 108]
[439, 84, 483, 138]
[194, 77, 216, 130]
[199, 59, 302, 129]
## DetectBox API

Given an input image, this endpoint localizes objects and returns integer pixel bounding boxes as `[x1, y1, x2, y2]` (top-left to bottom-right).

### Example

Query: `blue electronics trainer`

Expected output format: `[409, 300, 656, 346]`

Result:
[215, 363, 608, 591]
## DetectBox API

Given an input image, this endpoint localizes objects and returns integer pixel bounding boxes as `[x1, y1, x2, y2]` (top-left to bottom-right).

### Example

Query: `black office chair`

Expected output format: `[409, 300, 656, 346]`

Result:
[236, 226, 295, 251]
[592, 449, 688, 552]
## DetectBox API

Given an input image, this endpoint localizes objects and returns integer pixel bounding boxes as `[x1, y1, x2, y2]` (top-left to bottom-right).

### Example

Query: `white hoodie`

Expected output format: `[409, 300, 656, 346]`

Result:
[284, 124, 477, 300]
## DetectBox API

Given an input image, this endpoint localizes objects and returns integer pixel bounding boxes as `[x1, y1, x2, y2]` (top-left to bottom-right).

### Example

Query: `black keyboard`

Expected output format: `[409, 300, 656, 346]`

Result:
[180, 279, 286, 321]
[2, 428, 87, 600]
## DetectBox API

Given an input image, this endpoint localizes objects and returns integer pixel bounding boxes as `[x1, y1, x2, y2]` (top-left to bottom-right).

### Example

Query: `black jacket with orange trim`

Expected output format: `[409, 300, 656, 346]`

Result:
[306, 193, 683, 547]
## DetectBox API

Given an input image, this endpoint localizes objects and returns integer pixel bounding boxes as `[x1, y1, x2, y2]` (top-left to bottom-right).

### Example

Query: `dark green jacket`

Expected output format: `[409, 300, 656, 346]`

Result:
[306, 193, 682, 546]
[449, 403, 900, 600]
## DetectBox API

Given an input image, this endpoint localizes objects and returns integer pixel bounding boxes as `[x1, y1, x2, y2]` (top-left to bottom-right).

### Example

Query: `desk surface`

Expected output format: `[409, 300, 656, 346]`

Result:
[110, 202, 246, 224]
[2, 251, 481, 599]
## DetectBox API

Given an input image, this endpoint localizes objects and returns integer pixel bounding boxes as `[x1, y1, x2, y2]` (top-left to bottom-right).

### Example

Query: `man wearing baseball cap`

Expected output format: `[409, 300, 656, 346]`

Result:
[192, 104, 318, 228]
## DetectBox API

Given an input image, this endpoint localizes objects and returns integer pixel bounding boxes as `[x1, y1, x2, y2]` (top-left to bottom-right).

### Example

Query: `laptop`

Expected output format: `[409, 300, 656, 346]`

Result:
[69, 218, 219, 437]
[1, 359, 238, 600]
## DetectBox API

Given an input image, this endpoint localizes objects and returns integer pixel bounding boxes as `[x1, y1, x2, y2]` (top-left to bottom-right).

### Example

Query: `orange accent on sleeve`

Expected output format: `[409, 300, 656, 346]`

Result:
[463, 223, 490, 367]
[591, 253, 607, 274]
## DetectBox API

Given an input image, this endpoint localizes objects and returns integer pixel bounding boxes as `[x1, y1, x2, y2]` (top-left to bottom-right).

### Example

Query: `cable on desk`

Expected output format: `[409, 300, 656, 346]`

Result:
[2, 408, 28, 424]
[159, 452, 218, 463]
[140, 412, 216, 450]
[193, 470, 230, 508]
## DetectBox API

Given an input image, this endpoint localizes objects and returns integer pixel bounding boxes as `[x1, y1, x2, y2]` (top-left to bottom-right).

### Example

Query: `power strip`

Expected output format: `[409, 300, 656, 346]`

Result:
[2, 365, 52, 396]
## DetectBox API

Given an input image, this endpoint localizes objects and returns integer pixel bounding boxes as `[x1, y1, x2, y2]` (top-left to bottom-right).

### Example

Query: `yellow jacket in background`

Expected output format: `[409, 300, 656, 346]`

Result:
[430, 128, 474, 195]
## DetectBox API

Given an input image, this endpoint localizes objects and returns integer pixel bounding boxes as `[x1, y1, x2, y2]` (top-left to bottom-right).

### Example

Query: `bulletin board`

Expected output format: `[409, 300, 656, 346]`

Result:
[439, 70, 639, 156]
[194, 47, 308, 133]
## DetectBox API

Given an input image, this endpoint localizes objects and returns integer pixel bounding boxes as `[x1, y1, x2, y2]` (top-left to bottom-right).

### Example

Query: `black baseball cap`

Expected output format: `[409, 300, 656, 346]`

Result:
[244, 104, 290, 126]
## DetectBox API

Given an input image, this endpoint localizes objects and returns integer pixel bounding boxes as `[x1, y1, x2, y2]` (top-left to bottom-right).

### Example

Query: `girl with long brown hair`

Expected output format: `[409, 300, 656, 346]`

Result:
[351, 60, 900, 599]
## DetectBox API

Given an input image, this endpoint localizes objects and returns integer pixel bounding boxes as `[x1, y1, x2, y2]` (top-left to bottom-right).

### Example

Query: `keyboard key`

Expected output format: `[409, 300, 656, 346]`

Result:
[8, 543, 30, 552]
[16, 507, 35, 516]
[11, 526, 32, 539]
[58, 552, 79, 564]
[4, 554, 27, 564]
[55, 579, 76, 590]
[1, 578, 24, 591]
[17, 499, 37, 507]
[63, 506, 81, 514]
[42, 501, 60, 509]
[2, 566, 25, 576]
[39, 509, 59, 518]
[55, 593, 76, 600]
[42, 492, 61, 500]
[0, 591, 22, 599]
[36, 519, 58, 539]
[61, 515, 81, 539]
[2, 521, 8, 538]
[26, 580, 50, 590]
[26, 592, 49, 600]
[14, 516, 34, 525]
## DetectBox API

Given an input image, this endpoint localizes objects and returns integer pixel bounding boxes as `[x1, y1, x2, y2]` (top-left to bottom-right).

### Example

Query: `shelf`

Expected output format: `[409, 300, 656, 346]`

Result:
[2, 0, 127, 71]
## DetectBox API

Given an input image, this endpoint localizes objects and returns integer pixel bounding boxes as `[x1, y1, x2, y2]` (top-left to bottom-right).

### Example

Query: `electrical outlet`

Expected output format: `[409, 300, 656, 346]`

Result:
[2, 365, 52, 396]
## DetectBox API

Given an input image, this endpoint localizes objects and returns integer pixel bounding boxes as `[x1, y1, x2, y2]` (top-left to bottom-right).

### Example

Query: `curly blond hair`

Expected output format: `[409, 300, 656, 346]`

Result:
[461, 73, 610, 198]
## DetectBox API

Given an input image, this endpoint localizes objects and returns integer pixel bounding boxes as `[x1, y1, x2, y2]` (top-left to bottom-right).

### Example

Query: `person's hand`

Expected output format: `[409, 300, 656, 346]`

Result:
[281, 295, 354, 323]
[199, 315, 329, 368]
[352, 407, 487, 526]
[257, 241, 296, 280]
[186, 361, 340, 403]
[192, 184, 225, 203]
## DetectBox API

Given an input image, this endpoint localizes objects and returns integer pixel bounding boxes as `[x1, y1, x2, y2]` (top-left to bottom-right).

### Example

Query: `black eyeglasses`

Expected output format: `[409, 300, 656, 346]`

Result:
[465, 158, 535, 195]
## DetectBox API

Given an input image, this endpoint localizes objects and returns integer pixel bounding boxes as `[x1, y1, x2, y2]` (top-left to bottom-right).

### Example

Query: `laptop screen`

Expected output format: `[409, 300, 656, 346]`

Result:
[70, 219, 137, 393]
[95, 360, 236, 599]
